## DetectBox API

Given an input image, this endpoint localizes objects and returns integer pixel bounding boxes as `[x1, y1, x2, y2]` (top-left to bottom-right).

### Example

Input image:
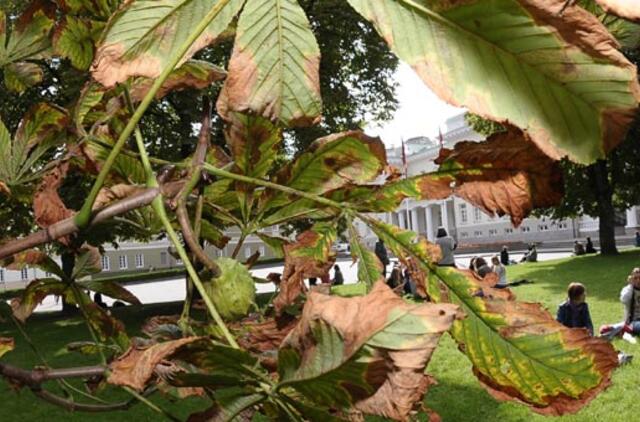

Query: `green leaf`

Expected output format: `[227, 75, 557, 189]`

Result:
[53, 16, 101, 70]
[92, 0, 245, 87]
[200, 219, 231, 249]
[220, 0, 322, 126]
[0, 103, 68, 188]
[60, 341, 119, 357]
[3, 62, 44, 93]
[78, 280, 141, 305]
[0, 1, 55, 66]
[257, 233, 287, 259]
[366, 218, 619, 415]
[187, 388, 266, 422]
[348, 223, 383, 290]
[203, 258, 256, 321]
[348, 0, 640, 164]
[262, 131, 386, 213]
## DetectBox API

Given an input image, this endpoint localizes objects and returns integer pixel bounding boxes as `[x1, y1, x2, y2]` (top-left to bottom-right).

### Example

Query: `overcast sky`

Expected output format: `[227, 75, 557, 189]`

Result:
[365, 62, 464, 148]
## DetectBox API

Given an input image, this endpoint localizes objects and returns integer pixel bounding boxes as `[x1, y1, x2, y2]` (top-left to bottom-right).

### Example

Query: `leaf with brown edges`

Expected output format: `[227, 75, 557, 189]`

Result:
[596, 0, 640, 22]
[273, 222, 337, 316]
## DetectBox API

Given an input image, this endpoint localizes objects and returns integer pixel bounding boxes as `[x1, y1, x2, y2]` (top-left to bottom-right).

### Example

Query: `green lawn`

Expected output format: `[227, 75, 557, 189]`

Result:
[1, 250, 640, 421]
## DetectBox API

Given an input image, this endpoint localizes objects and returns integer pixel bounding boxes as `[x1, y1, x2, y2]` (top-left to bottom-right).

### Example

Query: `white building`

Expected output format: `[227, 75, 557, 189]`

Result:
[356, 113, 640, 249]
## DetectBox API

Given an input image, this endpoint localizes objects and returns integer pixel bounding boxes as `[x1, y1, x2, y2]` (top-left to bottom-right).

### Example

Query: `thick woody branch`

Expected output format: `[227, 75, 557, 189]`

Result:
[0, 363, 143, 413]
[0, 363, 106, 387]
[0, 181, 184, 260]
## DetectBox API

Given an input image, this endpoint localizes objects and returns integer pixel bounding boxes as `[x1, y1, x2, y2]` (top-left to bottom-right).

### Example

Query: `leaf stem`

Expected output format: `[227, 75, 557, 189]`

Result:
[74, 0, 234, 228]
[129, 110, 238, 349]
[202, 163, 345, 210]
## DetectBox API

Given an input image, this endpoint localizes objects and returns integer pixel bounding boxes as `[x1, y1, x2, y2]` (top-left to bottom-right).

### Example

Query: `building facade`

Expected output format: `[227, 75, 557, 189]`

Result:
[356, 113, 640, 249]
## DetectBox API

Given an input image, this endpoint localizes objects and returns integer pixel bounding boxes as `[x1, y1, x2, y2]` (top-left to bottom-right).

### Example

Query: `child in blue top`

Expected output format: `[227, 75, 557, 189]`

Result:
[556, 282, 594, 335]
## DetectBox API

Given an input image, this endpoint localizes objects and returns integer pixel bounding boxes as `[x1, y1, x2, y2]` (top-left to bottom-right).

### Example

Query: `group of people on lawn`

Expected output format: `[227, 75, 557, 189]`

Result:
[557, 268, 640, 342]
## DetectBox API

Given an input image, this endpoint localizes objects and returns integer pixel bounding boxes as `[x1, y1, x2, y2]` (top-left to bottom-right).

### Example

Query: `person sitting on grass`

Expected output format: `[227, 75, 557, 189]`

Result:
[573, 241, 586, 256]
[556, 282, 593, 335]
[491, 256, 508, 288]
[470, 257, 492, 278]
[332, 265, 344, 285]
[600, 268, 640, 340]
[520, 244, 538, 263]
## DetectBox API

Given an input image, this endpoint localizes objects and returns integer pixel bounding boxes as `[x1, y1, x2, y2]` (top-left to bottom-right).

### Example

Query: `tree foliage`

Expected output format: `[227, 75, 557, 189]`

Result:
[0, 0, 639, 420]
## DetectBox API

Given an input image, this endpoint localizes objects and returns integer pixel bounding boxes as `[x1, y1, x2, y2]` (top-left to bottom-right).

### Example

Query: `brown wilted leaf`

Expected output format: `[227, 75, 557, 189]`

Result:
[432, 126, 564, 226]
[93, 184, 147, 210]
[281, 282, 461, 421]
[2, 249, 48, 270]
[235, 316, 298, 354]
[273, 225, 336, 316]
[0, 181, 9, 195]
[129, 60, 226, 102]
[108, 337, 204, 391]
[595, 0, 640, 22]
[33, 162, 74, 236]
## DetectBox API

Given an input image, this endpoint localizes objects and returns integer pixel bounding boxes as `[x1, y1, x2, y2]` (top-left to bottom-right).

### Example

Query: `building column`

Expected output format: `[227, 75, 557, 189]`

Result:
[399, 211, 406, 230]
[425, 206, 434, 241]
[627, 206, 639, 228]
[411, 208, 420, 233]
[441, 200, 449, 233]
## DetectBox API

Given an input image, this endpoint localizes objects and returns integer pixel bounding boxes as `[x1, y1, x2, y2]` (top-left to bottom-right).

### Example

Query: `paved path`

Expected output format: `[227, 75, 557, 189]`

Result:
[28, 251, 571, 314]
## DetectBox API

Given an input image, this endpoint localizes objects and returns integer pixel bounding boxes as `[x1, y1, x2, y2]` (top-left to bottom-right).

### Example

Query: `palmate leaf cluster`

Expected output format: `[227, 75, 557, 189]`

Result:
[0, 0, 639, 421]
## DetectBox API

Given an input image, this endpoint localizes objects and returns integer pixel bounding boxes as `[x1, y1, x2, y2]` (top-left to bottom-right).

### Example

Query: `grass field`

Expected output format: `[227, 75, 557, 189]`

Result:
[1, 249, 640, 421]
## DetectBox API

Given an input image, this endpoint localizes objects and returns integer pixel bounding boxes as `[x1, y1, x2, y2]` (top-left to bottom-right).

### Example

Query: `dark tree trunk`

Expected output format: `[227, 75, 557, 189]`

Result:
[589, 160, 618, 255]
[60, 252, 78, 315]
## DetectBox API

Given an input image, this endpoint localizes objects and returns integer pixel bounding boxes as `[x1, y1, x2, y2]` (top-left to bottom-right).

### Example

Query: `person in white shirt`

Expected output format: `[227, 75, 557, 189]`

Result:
[491, 255, 508, 288]
[435, 227, 456, 267]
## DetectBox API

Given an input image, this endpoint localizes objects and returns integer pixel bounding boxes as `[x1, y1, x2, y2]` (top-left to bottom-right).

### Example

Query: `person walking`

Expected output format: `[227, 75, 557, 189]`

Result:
[375, 239, 390, 277]
[435, 227, 456, 267]
[500, 246, 510, 266]
[332, 265, 344, 285]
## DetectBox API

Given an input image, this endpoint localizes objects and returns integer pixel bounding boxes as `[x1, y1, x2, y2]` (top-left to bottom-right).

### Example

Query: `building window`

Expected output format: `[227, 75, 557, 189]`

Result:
[259, 246, 266, 256]
[244, 246, 252, 258]
[459, 204, 468, 223]
[521, 226, 531, 232]
[102, 256, 110, 271]
[557, 222, 568, 230]
[176, 258, 183, 265]
[538, 224, 549, 231]
[488, 229, 498, 236]
[460, 232, 468, 238]
[21, 268, 29, 280]
[160, 252, 168, 265]
[473, 208, 482, 222]
[119, 255, 128, 270]
[474, 230, 483, 237]
[0, 269, 4, 282]
[504, 228, 513, 234]
[135, 253, 144, 268]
